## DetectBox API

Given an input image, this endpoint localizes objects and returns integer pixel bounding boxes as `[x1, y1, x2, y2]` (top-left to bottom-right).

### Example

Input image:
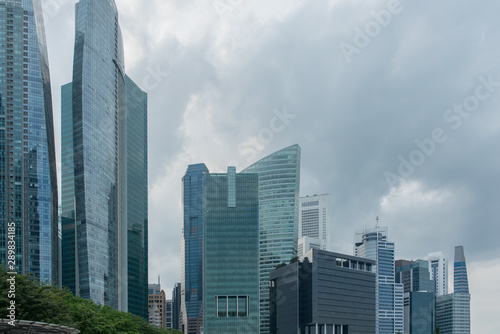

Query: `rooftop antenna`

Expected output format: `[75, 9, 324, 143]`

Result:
[158, 275, 160, 285]
[375, 216, 379, 228]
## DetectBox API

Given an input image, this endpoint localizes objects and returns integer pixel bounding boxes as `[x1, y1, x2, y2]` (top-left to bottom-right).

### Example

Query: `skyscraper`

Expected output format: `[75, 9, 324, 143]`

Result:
[203, 167, 260, 333]
[396, 259, 436, 334]
[299, 194, 332, 254]
[354, 225, 404, 334]
[181, 164, 209, 333]
[426, 251, 448, 296]
[436, 293, 471, 334]
[0, 0, 58, 283]
[242, 144, 301, 333]
[61, 0, 147, 316]
[172, 283, 182, 330]
[454, 246, 469, 294]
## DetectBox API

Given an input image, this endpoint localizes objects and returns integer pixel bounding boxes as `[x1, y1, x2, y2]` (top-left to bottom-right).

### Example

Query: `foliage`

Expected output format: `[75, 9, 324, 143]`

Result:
[289, 256, 300, 264]
[435, 326, 441, 334]
[275, 263, 287, 270]
[0, 269, 182, 334]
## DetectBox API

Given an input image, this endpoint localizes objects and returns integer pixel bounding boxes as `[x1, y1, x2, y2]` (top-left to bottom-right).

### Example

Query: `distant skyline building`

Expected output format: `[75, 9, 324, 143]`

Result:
[454, 246, 469, 294]
[0, 0, 59, 283]
[172, 283, 181, 330]
[299, 194, 332, 252]
[166, 299, 173, 329]
[242, 144, 301, 333]
[61, 0, 148, 317]
[202, 167, 260, 333]
[181, 164, 209, 333]
[426, 251, 448, 296]
[148, 283, 166, 328]
[396, 259, 436, 334]
[354, 225, 404, 334]
[298, 236, 321, 257]
[436, 293, 471, 334]
[270, 249, 376, 334]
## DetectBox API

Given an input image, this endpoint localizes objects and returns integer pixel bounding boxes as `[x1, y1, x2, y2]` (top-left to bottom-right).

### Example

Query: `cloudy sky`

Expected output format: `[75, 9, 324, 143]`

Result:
[43, 0, 498, 331]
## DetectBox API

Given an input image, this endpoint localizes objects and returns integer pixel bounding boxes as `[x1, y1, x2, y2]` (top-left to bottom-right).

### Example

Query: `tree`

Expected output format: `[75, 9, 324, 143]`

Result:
[275, 263, 287, 270]
[289, 256, 300, 264]
[435, 326, 441, 334]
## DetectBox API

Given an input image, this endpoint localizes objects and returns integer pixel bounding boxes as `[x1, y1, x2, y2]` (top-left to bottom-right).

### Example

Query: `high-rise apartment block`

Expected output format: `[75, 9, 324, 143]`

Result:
[426, 251, 448, 296]
[354, 226, 404, 334]
[202, 167, 260, 333]
[0, 0, 58, 283]
[299, 194, 332, 253]
[270, 249, 376, 334]
[242, 144, 301, 333]
[61, 0, 148, 317]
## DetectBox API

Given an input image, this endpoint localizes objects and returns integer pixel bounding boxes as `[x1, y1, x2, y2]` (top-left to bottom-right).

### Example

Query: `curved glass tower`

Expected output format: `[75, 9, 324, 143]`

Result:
[242, 144, 301, 333]
[0, 0, 58, 283]
[61, 0, 148, 315]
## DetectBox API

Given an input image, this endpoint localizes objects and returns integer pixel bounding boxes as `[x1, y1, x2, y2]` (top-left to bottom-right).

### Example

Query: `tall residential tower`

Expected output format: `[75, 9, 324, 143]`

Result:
[61, 0, 148, 317]
[0, 0, 58, 283]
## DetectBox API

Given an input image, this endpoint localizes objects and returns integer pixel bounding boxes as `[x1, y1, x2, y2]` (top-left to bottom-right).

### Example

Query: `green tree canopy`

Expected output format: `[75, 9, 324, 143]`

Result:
[0, 269, 182, 334]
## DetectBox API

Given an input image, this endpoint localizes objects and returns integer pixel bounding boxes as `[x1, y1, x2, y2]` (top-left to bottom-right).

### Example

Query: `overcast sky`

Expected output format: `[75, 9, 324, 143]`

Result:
[43, 0, 499, 331]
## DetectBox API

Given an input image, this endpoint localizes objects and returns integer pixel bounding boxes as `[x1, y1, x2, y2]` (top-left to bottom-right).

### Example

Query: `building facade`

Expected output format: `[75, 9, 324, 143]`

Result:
[242, 144, 301, 333]
[298, 236, 321, 257]
[0, 0, 58, 283]
[181, 163, 209, 333]
[148, 287, 166, 328]
[354, 226, 404, 334]
[426, 252, 448, 296]
[396, 260, 435, 334]
[270, 249, 376, 334]
[61, 0, 147, 316]
[172, 283, 181, 330]
[436, 293, 470, 334]
[202, 167, 260, 333]
[454, 246, 469, 294]
[299, 194, 331, 252]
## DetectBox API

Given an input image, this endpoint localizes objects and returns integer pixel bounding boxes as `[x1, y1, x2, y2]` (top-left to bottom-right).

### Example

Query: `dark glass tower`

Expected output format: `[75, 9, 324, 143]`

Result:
[181, 163, 209, 333]
[0, 0, 58, 283]
[454, 246, 469, 294]
[61, 0, 148, 316]
[241, 144, 301, 333]
[126, 75, 148, 318]
[203, 167, 260, 333]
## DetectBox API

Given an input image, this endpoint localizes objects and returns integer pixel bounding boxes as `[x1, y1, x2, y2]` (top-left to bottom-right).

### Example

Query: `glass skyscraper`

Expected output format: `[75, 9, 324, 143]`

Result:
[355, 226, 404, 334]
[203, 167, 260, 333]
[61, 0, 147, 316]
[242, 144, 301, 333]
[454, 246, 469, 294]
[0, 0, 58, 283]
[181, 163, 209, 334]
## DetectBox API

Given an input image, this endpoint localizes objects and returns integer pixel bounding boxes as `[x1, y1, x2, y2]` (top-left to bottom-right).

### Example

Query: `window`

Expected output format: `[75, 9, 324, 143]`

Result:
[216, 295, 248, 317]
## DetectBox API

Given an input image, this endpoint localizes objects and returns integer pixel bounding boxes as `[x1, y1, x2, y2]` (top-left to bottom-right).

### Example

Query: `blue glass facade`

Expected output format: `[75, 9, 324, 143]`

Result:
[181, 163, 209, 334]
[0, 0, 58, 283]
[355, 227, 404, 334]
[242, 144, 301, 333]
[62, 0, 147, 315]
[453, 246, 469, 294]
[203, 167, 260, 333]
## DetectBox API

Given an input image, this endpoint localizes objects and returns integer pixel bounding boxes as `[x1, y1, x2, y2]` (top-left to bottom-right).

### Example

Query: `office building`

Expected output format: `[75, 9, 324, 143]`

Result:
[0, 0, 58, 283]
[181, 163, 209, 333]
[242, 144, 301, 333]
[270, 249, 376, 334]
[354, 225, 404, 334]
[396, 260, 435, 334]
[298, 236, 321, 257]
[454, 246, 469, 294]
[61, 0, 147, 316]
[203, 167, 260, 333]
[426, 252, 448, 296]
[148, 286, 166, 328]
[299, 194, 332, 252]
[166, 299, 173, 328]
[172, 283, 181, 330]
[436, 293, 470, 334]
